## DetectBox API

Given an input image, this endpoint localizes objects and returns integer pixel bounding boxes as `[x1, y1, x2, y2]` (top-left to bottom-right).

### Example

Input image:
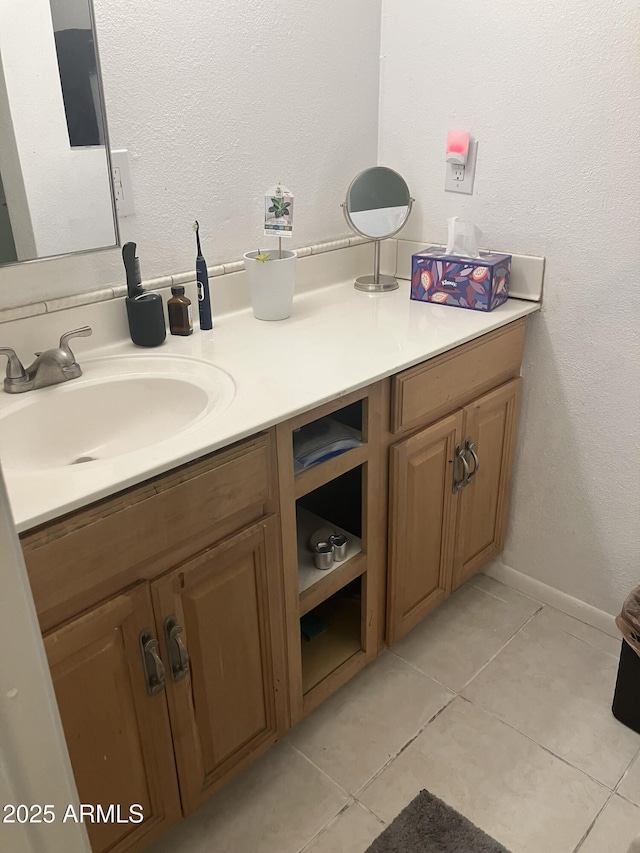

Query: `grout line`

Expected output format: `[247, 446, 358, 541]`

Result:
[289, 743, 369, 852]
[480, 564, 618, 639]
[441, 598, 638, 787]
[386, 579, 546, 696]
[611, 746, 640, 803]
[354, 798, 388, 828]
[538, 606, 622, 660]
[552, 625, 621, 660]
[386, 647, 457, 695]
[287, 652, 459, 804]
[456, 604, 544, 695]
[290, 686, 458, 805]
[378, 583, 622, 801]
[571, 790, 617, 853]
[470, 576, 541, 606]
[476, 575, 620, 660]
[353, 695, 457, 800]
[297, 798, 356, 853]
[451, 596, 636, 793]
[545, 606, 620, 640]
[289, 743, 354, 800]
[297, 797, 388, 853]
[457, 693, 615, 793]
[615, 789, 640, 807]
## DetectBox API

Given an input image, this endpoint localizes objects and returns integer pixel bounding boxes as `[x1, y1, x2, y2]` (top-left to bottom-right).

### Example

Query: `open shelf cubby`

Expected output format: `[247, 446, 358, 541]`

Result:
[296, 505, 364, 616]
[292, 400, 365, 497]
[297, 465, 362, 537]
[296, 463, 364, 605]
[300, 579, 363, 695]
[276, 382, 384, 723]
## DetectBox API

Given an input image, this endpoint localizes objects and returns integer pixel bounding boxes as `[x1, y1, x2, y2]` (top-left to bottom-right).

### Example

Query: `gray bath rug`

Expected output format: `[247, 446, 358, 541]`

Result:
[365, 790, 510, 852]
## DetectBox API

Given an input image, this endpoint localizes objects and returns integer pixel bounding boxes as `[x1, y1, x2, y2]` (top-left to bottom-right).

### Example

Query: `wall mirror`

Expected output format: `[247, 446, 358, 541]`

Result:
[342, 166, 413, 292]
[0, 0, 118, 266]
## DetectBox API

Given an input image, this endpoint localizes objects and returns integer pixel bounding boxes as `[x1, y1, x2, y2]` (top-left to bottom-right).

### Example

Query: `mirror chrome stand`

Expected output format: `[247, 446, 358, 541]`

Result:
[354, 240, 399, 292]
[341, 165, 414, 294]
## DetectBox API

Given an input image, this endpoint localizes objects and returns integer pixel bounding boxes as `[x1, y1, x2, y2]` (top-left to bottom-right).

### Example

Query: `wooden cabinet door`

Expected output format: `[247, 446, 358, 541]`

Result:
[44, 585, 181, 853]
[387, 411, 463, 643]
[453, 378, 521, 589]
[152, 517, 287, 814]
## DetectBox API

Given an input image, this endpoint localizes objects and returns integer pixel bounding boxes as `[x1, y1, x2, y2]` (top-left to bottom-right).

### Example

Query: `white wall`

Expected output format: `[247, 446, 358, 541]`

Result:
[379, 0, 640, 614]
[0, 0, 382, 307]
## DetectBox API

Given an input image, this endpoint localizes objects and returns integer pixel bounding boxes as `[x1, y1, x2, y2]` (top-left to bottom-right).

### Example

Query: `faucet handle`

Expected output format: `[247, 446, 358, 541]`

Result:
[59, 326, 92, 355]
[0, 347, 29, 392]
[0, 347, 27, 380]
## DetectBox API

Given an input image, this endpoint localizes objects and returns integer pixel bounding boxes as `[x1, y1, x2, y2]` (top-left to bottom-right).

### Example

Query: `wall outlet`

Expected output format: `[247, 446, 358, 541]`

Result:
[445, 139, 478, 195]
[111, 149, 135, 217]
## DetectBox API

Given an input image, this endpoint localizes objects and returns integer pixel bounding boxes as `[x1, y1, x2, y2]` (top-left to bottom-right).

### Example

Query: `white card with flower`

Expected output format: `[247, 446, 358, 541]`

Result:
[264, 184, 294, 238]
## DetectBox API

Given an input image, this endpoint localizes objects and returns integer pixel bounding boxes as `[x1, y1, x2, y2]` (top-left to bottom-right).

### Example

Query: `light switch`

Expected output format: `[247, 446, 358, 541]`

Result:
[111, 149, 135, 217]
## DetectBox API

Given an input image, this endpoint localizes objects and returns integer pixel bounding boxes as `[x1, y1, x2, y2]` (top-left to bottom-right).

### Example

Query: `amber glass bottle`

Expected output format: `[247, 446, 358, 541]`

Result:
[167, 285, 193, 336]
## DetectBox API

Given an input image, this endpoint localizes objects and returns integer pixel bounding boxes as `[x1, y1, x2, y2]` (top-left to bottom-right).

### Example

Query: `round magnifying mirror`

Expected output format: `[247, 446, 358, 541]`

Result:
[343, 166, 413, 292]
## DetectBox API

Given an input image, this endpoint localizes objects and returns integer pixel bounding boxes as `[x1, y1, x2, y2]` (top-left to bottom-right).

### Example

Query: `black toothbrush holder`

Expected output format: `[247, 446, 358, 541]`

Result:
[126, 293, 166, 347]
[122, 242, 166, 347]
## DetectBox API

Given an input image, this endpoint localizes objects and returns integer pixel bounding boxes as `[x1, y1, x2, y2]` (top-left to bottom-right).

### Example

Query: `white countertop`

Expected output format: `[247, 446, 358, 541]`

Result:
[2, 279, 539, 533]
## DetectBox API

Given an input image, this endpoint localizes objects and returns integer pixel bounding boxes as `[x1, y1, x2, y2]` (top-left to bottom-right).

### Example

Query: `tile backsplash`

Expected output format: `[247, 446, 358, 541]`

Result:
[0, 235, 544, 327]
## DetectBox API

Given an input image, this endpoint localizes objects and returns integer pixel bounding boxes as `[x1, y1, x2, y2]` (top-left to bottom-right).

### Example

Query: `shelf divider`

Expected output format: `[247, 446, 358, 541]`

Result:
[294, 444, 368, 499]
[299, 553, 366, 616]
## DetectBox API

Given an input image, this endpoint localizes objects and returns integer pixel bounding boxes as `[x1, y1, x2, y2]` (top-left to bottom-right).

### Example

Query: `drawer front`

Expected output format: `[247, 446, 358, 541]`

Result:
[22, 432, 274, 632]
[391, 320, 525, 434]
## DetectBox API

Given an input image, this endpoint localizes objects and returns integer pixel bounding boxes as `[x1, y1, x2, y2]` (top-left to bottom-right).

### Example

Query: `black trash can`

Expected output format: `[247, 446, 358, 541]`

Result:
[612, 639, 640, 734]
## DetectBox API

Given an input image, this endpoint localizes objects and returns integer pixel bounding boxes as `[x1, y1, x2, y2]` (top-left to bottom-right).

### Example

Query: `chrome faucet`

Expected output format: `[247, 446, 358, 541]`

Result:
[0, 326, 93, 393]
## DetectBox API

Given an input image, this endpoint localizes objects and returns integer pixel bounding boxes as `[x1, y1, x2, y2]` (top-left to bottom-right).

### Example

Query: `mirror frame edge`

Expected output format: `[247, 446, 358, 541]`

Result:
[341, 166, 414, 241]
[0, 0, 121, 272]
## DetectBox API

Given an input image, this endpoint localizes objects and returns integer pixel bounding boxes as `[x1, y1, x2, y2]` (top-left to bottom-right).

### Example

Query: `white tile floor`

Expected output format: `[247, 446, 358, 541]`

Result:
[146, 576, 640, 853]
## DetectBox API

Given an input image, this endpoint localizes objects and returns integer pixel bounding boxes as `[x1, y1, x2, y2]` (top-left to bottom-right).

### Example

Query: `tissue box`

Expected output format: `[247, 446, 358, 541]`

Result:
[411, 248, 511, 312]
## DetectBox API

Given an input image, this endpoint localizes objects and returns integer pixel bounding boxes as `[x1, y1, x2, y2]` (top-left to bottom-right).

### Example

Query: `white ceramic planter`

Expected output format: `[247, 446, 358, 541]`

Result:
[243, 250, 297, 321]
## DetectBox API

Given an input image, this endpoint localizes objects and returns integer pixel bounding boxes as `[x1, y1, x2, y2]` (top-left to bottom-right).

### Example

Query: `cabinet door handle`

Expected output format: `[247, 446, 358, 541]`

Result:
[164, 616, 190, 682]
[464, 438, 480, 486]
[139, 630, 166, 695]
[453, 444, 470, 493]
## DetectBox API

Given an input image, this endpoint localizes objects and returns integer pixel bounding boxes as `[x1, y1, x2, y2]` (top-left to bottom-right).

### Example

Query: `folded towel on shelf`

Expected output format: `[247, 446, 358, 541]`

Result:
[293, 418, 362, 473]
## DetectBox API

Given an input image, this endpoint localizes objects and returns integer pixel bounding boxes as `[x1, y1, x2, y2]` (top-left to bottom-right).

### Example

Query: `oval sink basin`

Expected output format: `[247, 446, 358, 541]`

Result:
[0, 355, 235, 471]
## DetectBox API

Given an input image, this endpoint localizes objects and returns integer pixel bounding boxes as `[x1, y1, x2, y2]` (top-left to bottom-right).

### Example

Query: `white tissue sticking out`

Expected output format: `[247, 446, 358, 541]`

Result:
[445, 216, 482, 257]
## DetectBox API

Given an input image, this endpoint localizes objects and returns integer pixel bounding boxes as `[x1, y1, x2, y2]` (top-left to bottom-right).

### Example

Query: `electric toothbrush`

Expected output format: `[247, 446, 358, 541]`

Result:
[193, 221, 213, 330]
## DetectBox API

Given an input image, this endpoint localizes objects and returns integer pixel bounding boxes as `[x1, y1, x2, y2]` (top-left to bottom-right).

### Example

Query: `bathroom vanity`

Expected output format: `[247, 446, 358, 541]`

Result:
[8, 279, 536, 853]
[22, 434, 285, 851]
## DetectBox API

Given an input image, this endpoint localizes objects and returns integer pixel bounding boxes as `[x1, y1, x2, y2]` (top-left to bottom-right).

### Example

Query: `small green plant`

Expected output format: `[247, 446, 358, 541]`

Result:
[255, 250, 271, 263]
[268, 197, 291, 218]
